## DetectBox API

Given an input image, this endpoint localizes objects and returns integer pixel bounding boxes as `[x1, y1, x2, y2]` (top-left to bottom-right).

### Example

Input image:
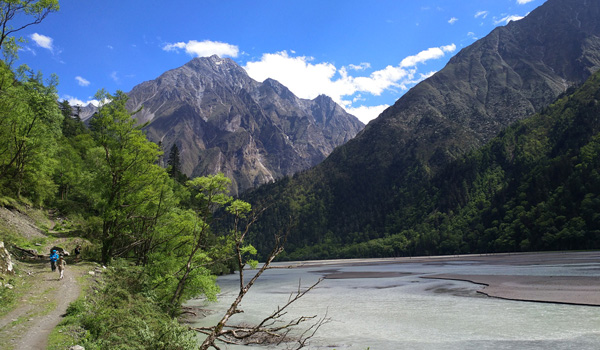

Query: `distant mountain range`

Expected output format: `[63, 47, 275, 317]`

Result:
[243, 0, 600, 258]
[81, 56, 363, 195]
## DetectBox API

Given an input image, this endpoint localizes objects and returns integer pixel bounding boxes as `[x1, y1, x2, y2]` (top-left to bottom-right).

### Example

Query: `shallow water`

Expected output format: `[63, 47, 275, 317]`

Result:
[188, 256, 600, 349]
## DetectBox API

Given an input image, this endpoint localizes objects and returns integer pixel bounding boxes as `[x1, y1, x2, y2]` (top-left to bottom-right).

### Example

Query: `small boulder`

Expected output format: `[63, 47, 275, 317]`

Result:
[0, 241, 14, 275]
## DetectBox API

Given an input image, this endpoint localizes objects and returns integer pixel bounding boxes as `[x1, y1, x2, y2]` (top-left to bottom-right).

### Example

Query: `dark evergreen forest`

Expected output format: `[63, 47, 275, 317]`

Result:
[245, 71, 600, 260]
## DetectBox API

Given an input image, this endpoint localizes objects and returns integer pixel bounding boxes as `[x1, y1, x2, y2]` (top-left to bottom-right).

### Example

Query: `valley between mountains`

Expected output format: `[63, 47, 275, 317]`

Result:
[1, 0, 600, 348]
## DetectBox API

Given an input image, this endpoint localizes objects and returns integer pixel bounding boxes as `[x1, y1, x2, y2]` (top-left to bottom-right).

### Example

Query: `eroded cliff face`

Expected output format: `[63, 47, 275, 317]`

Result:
[124, 56, 363, 195]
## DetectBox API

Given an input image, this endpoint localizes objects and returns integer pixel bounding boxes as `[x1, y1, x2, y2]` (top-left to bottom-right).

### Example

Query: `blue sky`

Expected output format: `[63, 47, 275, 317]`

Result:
[17, 0, 545, 123]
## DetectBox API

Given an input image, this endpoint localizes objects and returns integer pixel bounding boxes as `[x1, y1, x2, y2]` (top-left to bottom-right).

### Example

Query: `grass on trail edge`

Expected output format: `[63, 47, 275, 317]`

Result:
[47, 269, 94, 350]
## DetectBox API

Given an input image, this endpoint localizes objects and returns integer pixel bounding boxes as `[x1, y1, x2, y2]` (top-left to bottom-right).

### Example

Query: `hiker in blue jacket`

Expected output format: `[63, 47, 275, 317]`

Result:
[50, 250, 59, 271]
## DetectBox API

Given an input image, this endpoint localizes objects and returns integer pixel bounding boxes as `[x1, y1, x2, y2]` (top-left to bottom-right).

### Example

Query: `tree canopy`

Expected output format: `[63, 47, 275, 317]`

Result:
[0, 0, 59, 60]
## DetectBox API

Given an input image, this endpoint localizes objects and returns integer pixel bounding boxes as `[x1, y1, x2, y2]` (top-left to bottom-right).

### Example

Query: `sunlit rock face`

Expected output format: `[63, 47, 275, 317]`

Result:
[125, 55, 363, 195]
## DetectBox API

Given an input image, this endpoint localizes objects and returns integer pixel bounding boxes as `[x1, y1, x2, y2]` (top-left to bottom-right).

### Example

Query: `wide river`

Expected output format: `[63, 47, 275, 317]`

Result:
[187, 253, 600, 349]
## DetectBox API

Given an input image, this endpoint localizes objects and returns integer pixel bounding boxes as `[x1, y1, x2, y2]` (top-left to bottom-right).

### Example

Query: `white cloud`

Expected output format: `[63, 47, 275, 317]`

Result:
[448, 17, 458, 24]
[494, 14, 525, 25]
[347, 62, 371, 71]
[400, 44, 456, 68]
[163, 40, 239, 58]
[418, 71, 437, 81]
[244, 51, 341, 99]
[345, 104, 389, 124]
[349, 64, 411, 96]
[475, 11, 489, 19]
[243, 44, 456, 123]
[110, 71, 120, 83]
[20, 46, 36, 56]
[75, 76, 90, 87]
[517, 0, 535, 4]
[62, 95, 99, 107]
[30, 33, 53, 51]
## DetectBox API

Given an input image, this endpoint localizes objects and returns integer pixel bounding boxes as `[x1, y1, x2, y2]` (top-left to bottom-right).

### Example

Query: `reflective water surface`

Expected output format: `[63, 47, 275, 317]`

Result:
[188, 254, 600, 349]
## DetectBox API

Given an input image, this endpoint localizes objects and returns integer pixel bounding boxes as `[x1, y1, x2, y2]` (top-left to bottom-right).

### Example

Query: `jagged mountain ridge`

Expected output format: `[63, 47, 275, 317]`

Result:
[83, 56, 364, 195]
[244, 0, 600, 257]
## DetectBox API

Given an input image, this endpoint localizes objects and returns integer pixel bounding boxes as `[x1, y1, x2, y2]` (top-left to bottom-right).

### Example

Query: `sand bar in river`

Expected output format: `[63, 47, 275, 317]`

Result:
[283, 251, 600, 306]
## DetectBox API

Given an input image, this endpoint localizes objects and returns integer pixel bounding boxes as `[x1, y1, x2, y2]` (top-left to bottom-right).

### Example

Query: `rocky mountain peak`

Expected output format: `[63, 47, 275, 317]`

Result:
[185, 55, 249, 79]
[123, 57, 363, 194]
[313, 94, 335, 107]
[370, 0, 600, 166]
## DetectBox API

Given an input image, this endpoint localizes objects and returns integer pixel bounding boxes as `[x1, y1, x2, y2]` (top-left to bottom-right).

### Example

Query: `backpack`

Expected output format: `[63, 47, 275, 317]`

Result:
[50, 251, 59, 262]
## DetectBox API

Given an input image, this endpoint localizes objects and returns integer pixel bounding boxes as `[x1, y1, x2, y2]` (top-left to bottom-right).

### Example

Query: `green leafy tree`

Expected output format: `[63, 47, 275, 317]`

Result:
[54, 139, 80, 201]
[0, 64, 62, 204]
[53, 100, 90, 205]
[89, 89, 168, 264]
[167, 174, 234, 311]
[0, 0, 59, 64]
[59, 99, 86, 137]
[167, 143, 186, 183]
[0, 0, 59, 49]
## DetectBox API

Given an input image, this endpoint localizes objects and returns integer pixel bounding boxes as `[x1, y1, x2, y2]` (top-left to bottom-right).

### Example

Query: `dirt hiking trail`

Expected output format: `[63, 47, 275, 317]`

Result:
[0, 258, 91, 350]
[0, 207, 93, 350]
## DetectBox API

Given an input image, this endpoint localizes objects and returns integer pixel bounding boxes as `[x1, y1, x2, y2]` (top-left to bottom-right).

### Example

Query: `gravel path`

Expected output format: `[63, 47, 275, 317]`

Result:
[0, 259, 90, 349]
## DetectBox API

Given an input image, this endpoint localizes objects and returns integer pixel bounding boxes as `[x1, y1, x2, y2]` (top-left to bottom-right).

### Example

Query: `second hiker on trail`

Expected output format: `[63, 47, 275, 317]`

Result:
[57, 255, 66, 280]
[74, 244, 81, 262]
[50, 250, 59, 271]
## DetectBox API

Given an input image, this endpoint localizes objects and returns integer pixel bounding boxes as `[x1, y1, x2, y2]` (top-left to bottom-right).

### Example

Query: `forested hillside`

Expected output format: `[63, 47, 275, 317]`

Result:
[242, 0, 600, 260]
[246, 69, 600, 260]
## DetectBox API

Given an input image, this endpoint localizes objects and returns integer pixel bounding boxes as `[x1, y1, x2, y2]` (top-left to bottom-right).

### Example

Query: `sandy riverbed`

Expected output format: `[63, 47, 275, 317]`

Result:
[279, 251, 600, 306]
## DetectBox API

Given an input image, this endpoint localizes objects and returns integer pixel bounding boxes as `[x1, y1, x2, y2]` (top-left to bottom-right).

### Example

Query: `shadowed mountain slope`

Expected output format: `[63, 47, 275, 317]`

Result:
[244, 0, 600, 257]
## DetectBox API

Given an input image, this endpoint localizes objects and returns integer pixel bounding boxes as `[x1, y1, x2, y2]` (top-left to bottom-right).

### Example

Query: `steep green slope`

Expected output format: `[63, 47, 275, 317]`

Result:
[243, 0, 600, 259]
[384, 71, 600, 256]
[247, 67, 600, 260]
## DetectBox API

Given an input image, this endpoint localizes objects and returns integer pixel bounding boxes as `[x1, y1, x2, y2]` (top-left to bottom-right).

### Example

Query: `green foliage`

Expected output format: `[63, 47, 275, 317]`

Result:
[144, 207, 221, 308]
[63, 265, 198, 350]
[226, 199, 251, 218]
[166, 143, 187, 183]
[0, 0, 60, 61]
[0, 63, 63, 205]
[187, 174, 233, 209]
[160, 173, 255, 314]
[88, 90, 173, 264]
[0, 275, 18, 314]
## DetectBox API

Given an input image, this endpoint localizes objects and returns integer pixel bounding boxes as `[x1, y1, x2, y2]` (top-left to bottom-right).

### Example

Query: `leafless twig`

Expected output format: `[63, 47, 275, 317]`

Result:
[197, 215, 328, 350]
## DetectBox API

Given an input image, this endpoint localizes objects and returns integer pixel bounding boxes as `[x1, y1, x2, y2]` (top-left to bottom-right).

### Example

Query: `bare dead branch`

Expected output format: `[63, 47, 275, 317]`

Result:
[197, 213, 327, 349]
[292, 310, 331, 350]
